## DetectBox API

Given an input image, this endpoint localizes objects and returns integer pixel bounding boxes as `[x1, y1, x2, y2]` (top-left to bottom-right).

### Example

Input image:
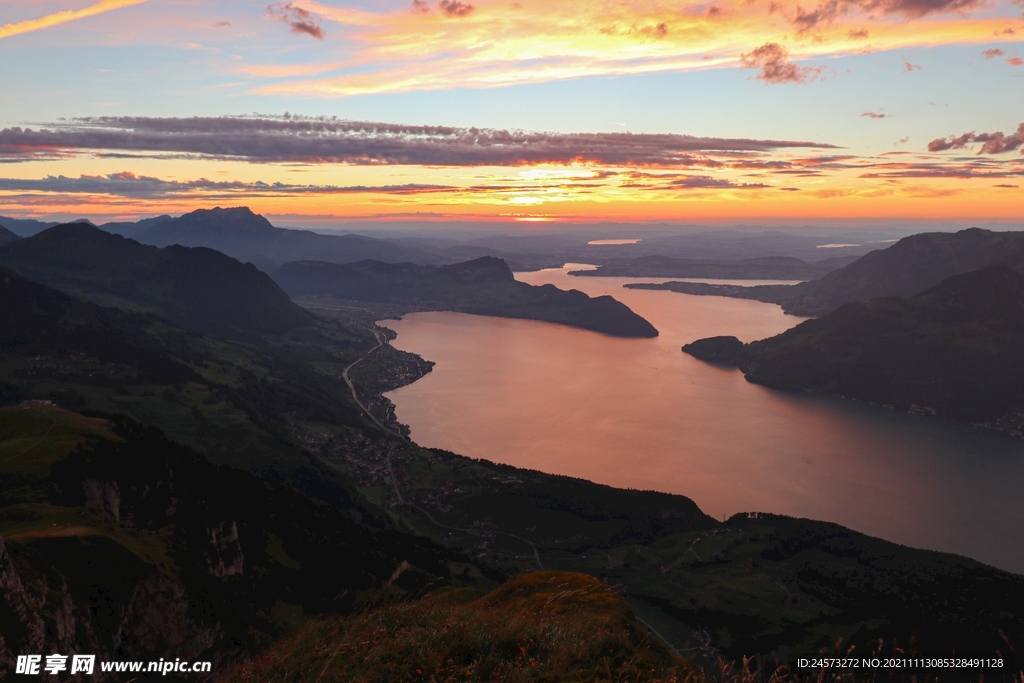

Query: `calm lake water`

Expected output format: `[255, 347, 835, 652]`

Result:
[382, 265, 1024, 573]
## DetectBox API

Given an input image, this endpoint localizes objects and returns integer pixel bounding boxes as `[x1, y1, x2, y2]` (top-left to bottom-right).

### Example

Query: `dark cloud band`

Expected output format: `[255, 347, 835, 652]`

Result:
[0, 115, 837, 167]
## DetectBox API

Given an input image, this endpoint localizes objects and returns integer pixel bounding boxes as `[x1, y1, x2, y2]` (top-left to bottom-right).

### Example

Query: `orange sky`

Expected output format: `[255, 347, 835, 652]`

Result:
[0, 0, 1021, 225]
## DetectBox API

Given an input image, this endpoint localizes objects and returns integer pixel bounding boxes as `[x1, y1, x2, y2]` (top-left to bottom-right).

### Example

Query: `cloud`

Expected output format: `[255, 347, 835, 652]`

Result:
[438, 0, 475, 17]
[927, 123, 1024, 154]
[0, 0, 147, 40]
[861, 111, 888, 118]
[904, 61, 923, 71]
[0, 172, 455, 199]
[667, 175, 770, 189]
[411, 0, 430, 12]
[994, 184, 1019, 188]
[1010, 57, 1023, 67]
[982, 48, 1005, 58]
[740, 43, 825, 84]
[0, 116, 838, 167]
[791, 0, 981, 32]
[211, 21, 231, 27]
[266, 3, 325, 39]
[242, 0, 1021, 97]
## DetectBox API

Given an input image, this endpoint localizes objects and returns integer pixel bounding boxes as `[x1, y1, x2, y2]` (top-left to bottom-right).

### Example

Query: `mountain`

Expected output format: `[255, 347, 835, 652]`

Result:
[684, 264, 1024, 424]
[642, 228, 1024, 317]
[571, 254, 857, 279]
[0, 222, 315, 342]
[5, 266, 1024, 673]
[137, 206, 445, 271]
[0, 406, 461, 677]
[0, 216, 91, 237]
[0, 264, 405, 517]
[0, 225, 19, 246]
[98, 214, 172, 238]
[273, 256, 660, 338]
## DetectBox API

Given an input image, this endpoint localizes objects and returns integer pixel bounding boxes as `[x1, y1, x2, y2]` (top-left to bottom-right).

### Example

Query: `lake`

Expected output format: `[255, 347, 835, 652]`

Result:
[382, 265, 1024, 573]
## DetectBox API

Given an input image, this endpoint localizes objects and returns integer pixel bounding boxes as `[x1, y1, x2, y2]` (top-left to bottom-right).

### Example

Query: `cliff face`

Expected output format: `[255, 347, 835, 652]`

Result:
[0, 535, 228, 682]
[0, 407, 460, 680]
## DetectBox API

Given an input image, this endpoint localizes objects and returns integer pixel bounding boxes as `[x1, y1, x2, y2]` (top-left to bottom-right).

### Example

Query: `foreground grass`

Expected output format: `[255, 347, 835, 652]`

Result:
[225, 571, 685, 683]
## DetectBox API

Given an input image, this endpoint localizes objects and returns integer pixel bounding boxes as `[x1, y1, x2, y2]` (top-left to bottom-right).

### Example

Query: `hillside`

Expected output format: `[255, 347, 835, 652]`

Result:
[572, 254, 856, 279]
[639, 228, 1024, 317]
[0, 405, 463, 677]
[137, 206, 445, 271]
[0, 265, 413, 519]
[684, 264, 1024, 424]
[3, 253, 1024, 676]
[225, 571, 682, 683]
[0, 225, 18, 246]
[273, 257, 659, 338]
[0, 222, 316, 342]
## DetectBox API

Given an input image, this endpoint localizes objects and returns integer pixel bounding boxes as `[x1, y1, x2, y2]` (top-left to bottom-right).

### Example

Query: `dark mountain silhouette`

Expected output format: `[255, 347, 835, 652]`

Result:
[685, 264, 1024, 424]
[136, 206, 445, 271]
[572, 254, 857, 279]
[274, 256, 660, 338]
[643, 228, 1024, 317]
[98, 213, 172, 238]
[0, 225, 19, 246]
[0, 216, 91, 237]
[0, 222, 315, 341]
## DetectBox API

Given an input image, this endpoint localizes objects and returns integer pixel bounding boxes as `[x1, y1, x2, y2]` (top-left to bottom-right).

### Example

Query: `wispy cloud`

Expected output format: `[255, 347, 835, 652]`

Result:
[0, 0, 148, 40]
[0, 116, 837, 167]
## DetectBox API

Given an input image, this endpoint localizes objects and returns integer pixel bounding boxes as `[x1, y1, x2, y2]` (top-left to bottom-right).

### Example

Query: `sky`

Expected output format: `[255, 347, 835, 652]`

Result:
[0, 0, 1022, 227]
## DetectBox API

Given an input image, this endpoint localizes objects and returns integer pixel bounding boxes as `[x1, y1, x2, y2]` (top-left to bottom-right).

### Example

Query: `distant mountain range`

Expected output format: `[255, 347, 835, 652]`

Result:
[0, 215, 91, 236]
[685, 264, 1024, 426]
[572, 254, 858, 280]
[636, 228, 1024, 316]
[135, 207, 449, 271]
[0, 223, 314, 342]
[274, 256, 660, 338]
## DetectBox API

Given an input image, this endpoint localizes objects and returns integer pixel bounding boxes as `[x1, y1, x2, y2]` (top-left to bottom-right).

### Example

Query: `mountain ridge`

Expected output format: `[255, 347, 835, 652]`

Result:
[683, 263, 1024, 425]
[0, 222, 316, 342]
[274, 256, 660, 338]
[637, 227, 1024, 317]
[137, 206, 447, 271]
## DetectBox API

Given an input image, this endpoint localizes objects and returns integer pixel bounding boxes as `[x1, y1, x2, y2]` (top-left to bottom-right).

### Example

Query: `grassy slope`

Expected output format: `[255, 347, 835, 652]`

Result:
[224, 571, 684, 683]
[0, 267, 399, 519]
[306, 431, 1024, 668]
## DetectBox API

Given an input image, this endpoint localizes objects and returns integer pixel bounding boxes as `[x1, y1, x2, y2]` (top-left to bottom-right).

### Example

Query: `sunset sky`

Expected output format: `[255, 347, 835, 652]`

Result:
[1, 0, 1022, 227]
